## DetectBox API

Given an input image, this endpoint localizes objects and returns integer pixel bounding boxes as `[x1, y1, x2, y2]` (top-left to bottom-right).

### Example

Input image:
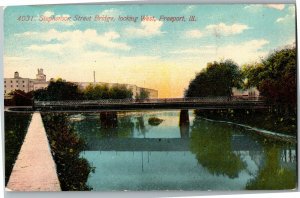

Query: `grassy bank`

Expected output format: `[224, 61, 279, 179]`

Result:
[42, 113, 94, 191]
[5, 112, 32, 185]
[195, 109, 297, 136]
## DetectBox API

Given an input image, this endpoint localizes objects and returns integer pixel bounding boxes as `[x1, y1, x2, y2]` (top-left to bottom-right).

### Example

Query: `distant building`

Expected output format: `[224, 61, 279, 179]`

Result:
[232, 87, 259, 97]
[4, 69, 158, 99]
[75, 82, 158, 99]
[4, 69, 49, 96]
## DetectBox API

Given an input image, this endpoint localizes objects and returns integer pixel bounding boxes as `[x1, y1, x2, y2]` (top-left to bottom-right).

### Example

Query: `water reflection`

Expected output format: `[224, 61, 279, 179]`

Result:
[190, 117, 246, 178]
[180, 110, 190, 138]
[135, 116, 147, 137]
[70, 110, 297, 191]
[246, 143, 296, 190]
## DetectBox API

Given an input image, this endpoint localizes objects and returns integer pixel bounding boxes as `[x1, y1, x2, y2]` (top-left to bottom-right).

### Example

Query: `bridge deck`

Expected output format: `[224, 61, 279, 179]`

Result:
[31, 97, 269, 112]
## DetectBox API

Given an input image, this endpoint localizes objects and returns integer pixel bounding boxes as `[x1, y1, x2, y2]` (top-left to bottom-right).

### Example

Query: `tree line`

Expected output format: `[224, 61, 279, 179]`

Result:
[185, 46, 296, 134]
[185, 46, 296, 115]
[6, 78, 150, 105]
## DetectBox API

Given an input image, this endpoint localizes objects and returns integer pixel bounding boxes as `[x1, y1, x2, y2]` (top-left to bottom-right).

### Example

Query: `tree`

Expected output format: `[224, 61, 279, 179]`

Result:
[9, 90, 33, 106]
[185, 60, 242, 97]
[109, 85, 133, 99]
[241, 62, 264, 89]
[34, 79, 84, 101]
[83, 83, 133, 100]
[243, 46, 296, 113]
[136, 89, 150, 99]
[83, 84, 110, 99]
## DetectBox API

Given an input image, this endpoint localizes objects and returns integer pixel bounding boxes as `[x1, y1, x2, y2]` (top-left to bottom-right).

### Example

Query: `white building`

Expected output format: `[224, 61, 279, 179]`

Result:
[232, 87, 260, 97]
[4, 69, 49, 96]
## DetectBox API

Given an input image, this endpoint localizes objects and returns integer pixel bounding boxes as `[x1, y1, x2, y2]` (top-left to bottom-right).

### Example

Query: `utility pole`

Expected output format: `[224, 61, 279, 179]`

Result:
[93, 71, 96, 84]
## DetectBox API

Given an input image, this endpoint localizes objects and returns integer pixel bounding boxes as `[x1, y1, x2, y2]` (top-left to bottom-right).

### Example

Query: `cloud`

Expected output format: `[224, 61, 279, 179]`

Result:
[170, 39, 269, 65]
[43, 11, 55, 17]
[185, 30, 203, 38]
[181, 5, 196, 14]
[244, 4, 285, 11]
[171, 46, 215, 54]
[125, 17, 164, 37]
[205, 23, 249, 36]
[184, 23, 249, 39]
[276, 6, 295, 23]
[16, 29, 131, 52]
[266, 4, 285, 10]
[40, 10, 74, 26]
[27, 43, 65, 53]
[99, 8, 121, 16]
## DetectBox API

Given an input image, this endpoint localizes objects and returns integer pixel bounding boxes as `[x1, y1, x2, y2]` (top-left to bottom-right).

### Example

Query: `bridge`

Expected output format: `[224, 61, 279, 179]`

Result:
[25, 96, 268, 112]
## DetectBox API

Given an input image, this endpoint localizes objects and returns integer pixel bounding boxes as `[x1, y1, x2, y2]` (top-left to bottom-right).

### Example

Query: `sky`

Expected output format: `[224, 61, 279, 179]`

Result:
[4, 4, 296, 98]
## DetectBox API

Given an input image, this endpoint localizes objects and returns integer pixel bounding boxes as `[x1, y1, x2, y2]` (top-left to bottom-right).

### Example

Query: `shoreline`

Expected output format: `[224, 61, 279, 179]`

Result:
[200, 116, 297, 144]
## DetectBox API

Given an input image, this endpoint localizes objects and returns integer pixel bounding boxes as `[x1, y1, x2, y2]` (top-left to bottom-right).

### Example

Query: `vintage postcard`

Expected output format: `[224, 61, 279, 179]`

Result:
[3, 3, 297, 191]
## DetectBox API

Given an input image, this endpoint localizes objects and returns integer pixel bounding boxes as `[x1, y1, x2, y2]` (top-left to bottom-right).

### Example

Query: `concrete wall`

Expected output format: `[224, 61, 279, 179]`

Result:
[6, 113, 61, 191]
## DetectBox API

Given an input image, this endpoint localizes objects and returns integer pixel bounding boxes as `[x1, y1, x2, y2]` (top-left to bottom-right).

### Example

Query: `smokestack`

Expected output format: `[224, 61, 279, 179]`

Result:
[93, 71, 95, 83]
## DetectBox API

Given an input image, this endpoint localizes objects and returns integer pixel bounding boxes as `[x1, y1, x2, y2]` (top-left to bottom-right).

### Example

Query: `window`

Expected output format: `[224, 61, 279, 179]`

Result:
[23, 85, 25, 87]
[4, 85, 6, 88]
[16, 85, 18, 87]
[4, 81, 6, 83]
[11, 81, 12, 83]
[23, 81, 25, 83]
[11, 85, 12, 87]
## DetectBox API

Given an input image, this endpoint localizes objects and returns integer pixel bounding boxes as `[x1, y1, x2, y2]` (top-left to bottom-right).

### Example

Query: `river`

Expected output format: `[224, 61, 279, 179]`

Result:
[70, 110, 296, 191]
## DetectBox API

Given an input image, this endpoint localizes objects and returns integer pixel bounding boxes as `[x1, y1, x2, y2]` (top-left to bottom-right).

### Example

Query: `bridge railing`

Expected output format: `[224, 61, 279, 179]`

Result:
[33, 96, 265, 107]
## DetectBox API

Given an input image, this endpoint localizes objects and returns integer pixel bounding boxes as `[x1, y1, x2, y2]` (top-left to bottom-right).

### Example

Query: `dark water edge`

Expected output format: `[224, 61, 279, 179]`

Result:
[200, 117, 296, 144]
[5, 112, 32, 185]
[194, 109, 297, 135]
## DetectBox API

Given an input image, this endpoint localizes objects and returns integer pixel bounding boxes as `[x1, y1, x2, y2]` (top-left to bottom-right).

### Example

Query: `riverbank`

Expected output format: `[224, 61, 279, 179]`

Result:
[194, 109, 297, 141]
[6, 113, 61, 191]
[5, 112, 32, 185]
[41, 113, 94, 191]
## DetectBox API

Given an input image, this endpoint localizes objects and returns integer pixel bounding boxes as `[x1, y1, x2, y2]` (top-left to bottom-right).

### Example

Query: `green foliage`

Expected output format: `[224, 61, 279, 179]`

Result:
[8, 90, 33, 106]
[42, 113, 94, 191]
[84, 84, 133, 99]
[5, 112, 32, 185]
[34, 79, 84, 101]
[136, 89, 150, 99]
[241, 63, 264, 89]
[190, 117, 246, 178]
[148, 117, 163, 126]
[246, 144, 296, 190]
[185, 60, 242, 97]
[243, 47, 296, 111]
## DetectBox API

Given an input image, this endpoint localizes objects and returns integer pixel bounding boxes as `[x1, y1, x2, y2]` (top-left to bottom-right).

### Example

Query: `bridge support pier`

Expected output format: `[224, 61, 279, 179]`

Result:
[179, 110, 190, 138]
[100, 112, 118, 128]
